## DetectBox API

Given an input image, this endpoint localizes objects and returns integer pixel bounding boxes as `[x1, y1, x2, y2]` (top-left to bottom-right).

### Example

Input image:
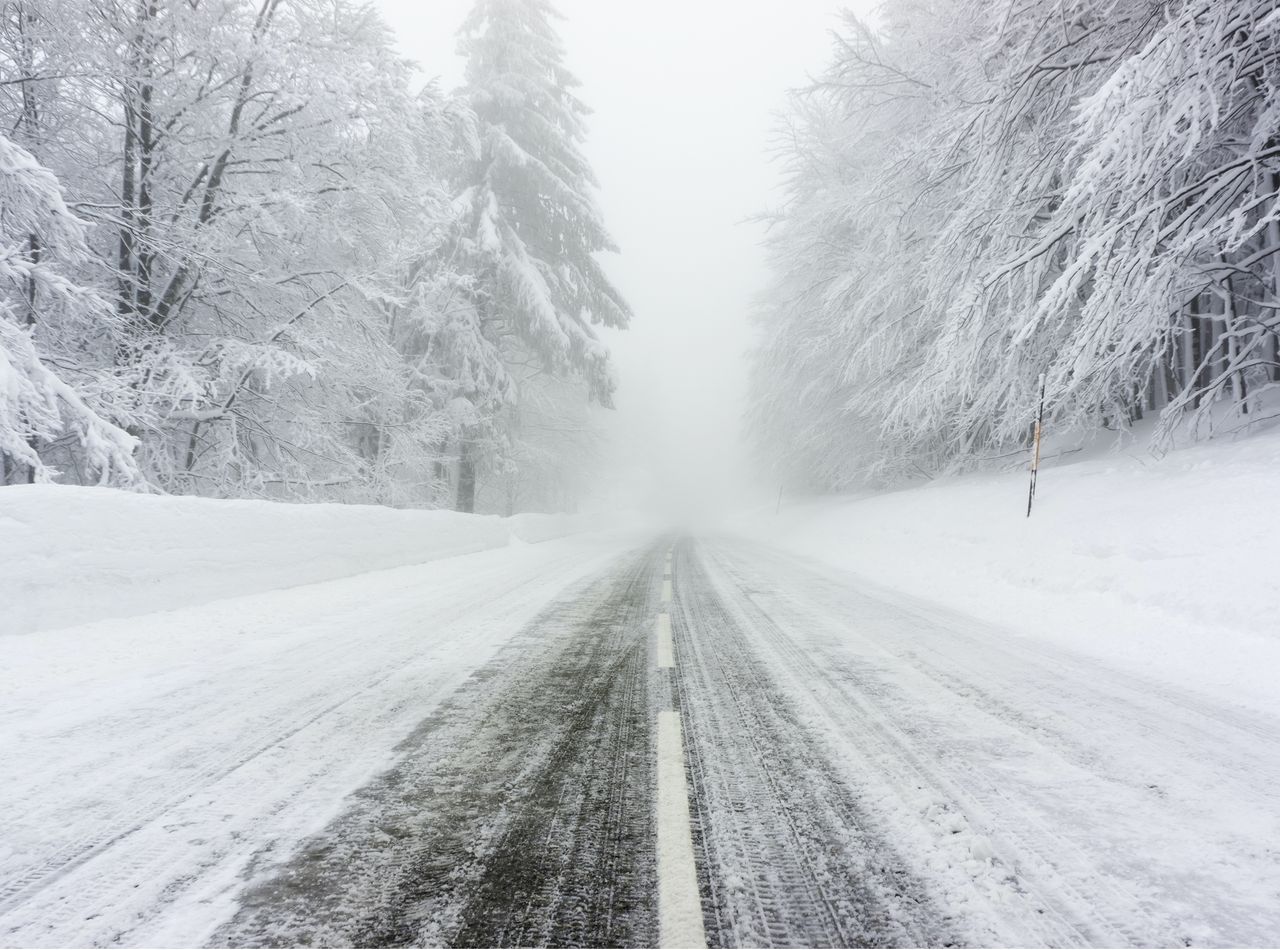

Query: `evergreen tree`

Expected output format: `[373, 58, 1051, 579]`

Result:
[453, 0, 630, 511]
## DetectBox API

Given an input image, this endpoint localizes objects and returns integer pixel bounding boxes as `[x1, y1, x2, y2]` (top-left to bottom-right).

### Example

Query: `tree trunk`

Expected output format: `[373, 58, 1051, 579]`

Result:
[1191, 294, 1207, 408]
[1268, 172, 1280, 383]
[1180, 307, 1195, 396]
[1153, 354, 1168, 409]
[1218, 266, 1247, 415]
[456, 440, 476, 513]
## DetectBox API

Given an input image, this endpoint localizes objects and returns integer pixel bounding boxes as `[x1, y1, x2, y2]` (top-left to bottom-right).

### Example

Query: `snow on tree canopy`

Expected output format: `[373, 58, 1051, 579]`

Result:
[749, 0, 1280, 488]
[0, 132, 139, 486]
[455, 0, 631, 408]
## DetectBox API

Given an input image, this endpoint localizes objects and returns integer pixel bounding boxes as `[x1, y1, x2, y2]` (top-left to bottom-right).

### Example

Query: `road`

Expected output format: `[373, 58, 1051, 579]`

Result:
[3, 534, 1280, 946]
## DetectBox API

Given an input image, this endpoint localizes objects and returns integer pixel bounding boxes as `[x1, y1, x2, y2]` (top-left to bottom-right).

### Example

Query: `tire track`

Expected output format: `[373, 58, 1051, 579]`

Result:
[694, 537, 1280, 947]
[693, 541, 1128, 945]
[721, 542, 1280, 773]
[668, 540, 951, 948]
[215, 542, 667, 948]
[0, 540, 631, 947]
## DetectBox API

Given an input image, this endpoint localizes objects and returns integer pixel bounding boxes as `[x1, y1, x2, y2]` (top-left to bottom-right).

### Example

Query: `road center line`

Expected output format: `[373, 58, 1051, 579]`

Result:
[661, 578, 673, 603]
[656, 710, 707, 949]
[655, 613, 675, 668]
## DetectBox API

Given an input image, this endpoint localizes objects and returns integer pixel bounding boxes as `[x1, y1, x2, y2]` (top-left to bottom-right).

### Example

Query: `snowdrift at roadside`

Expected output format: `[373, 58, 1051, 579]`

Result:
[731, 427, 1280, 715]
[0, 486, 611, 635]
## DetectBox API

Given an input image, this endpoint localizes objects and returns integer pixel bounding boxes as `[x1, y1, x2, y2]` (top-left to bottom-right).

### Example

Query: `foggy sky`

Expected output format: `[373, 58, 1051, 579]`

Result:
[374, 0, 868, 518]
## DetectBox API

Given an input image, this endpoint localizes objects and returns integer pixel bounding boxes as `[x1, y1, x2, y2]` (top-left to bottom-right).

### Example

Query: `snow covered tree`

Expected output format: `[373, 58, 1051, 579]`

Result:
[475, 355, 606, 514]
[751, 0, 1280, 488]
[0, 0, 630, 510]
[0, 132, 139, 486]
[1031, 0, 1280, 442]
[0, 0, 483, 502]
[87, 0, 415, 496]
[352, 85, 514, 509]
[452, 0, 630, 511]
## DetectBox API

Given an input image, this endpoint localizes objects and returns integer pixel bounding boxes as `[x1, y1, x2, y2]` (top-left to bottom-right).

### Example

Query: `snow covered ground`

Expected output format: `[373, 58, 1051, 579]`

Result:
[677, 537, 1280, 946]
[3, 432, 1280, 947]
[0, 524, 647, 946]
[0, 485, 616, 635]
[732, 426, 1280, 718]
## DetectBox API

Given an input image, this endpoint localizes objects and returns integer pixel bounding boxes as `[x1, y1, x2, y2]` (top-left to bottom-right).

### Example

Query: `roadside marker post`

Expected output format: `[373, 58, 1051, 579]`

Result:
[1026, 374, 1046, 518]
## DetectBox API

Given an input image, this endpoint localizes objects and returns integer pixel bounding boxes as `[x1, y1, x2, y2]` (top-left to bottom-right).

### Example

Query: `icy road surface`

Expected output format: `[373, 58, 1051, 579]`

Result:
[3, 536, 1280, 946]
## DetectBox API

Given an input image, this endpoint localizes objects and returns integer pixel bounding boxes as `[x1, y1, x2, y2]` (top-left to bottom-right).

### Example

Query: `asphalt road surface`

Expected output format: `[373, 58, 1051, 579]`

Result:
[217, 538, 1280, 948]
[5, 535, 1280, 947]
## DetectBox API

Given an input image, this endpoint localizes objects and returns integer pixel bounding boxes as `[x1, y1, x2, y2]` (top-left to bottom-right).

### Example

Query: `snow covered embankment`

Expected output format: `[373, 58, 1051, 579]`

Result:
[732, 430, 1280, 715]
[0, 486, 597, 635]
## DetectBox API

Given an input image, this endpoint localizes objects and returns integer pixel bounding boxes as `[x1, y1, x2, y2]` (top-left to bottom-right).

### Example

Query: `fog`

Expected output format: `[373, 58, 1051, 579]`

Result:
[375, 0, 862, 521]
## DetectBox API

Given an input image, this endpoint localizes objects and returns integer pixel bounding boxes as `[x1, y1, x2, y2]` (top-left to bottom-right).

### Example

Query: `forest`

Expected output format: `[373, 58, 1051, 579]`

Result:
[0, 0, 626, 513]
[750, 0, 1280, 488]
[8, 0, 1280, 509]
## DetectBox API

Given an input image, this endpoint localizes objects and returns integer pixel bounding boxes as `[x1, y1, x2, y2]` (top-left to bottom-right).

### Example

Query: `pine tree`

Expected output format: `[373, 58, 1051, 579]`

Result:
[453, 0, 630, 511]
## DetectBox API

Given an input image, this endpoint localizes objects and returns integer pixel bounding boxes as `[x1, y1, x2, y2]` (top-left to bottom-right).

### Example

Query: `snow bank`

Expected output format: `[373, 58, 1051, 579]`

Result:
[0, 486, 606, 635]
[731, 428, 1280, 714]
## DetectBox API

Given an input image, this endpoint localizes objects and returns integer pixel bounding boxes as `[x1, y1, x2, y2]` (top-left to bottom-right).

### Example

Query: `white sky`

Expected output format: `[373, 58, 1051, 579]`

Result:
[373, 0, 869, 519]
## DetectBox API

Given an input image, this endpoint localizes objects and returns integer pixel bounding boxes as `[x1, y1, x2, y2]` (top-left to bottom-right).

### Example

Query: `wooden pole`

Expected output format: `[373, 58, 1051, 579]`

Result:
[1026, 374, 1046, 518]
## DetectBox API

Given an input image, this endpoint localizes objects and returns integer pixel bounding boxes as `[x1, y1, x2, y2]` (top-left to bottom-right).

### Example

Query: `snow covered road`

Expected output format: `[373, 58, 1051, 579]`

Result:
[675, 538, 1280, 947]
[0, 532, 641, 946]
[3, 533, 1279, 947]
